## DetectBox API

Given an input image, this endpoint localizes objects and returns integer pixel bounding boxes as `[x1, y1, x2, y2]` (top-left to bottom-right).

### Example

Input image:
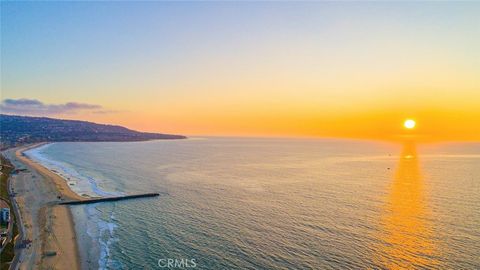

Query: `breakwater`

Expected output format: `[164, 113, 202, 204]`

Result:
[59, 193, 160, 205]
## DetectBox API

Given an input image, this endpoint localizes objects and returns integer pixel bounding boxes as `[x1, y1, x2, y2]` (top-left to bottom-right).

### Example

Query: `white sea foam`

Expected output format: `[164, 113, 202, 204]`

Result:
[97, 217, 118, 269]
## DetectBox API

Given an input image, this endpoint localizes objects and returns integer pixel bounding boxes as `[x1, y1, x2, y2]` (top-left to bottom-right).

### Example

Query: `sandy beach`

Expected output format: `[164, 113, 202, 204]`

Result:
[6, 143, 84, 270]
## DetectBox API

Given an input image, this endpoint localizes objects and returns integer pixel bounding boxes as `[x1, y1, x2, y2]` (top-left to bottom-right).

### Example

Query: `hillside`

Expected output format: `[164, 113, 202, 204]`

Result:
[0, 114, 186, 149]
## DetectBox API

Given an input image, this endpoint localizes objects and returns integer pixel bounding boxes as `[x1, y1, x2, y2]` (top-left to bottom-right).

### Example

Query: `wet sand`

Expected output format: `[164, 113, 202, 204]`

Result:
[9, 143, 83, 270]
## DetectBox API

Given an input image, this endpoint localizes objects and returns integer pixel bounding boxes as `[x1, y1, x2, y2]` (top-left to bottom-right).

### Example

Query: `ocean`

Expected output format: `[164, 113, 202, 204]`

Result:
[24, 138, 480, 269]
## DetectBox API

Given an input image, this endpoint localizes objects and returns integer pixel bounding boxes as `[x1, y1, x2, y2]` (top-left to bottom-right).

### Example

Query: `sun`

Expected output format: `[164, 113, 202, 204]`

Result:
[404, 119, 416, 129]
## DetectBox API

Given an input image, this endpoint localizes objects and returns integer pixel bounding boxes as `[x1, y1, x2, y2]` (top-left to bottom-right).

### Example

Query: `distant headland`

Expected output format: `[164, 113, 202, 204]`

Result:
[0, 114, 186, 149]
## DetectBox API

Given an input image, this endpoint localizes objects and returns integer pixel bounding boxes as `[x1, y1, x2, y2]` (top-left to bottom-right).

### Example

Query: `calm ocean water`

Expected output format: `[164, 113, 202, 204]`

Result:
[25, 138, 480, 269]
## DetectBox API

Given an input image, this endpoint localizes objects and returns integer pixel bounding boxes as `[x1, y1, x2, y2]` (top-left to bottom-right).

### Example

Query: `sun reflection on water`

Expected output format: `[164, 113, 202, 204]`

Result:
[376, 141, 439, 269]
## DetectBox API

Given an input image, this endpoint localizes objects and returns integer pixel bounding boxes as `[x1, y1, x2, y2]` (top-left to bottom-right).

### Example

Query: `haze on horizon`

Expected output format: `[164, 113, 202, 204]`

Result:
[1, 2, 479, 141]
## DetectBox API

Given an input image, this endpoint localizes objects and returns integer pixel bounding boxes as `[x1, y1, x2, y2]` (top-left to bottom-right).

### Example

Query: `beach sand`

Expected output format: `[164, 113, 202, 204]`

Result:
[9, 143, 83, 270]
[40, 205, 81, 270]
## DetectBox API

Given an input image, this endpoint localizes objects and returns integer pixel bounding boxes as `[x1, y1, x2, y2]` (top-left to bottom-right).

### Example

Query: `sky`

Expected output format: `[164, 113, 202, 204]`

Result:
[1, 2, 479, 141]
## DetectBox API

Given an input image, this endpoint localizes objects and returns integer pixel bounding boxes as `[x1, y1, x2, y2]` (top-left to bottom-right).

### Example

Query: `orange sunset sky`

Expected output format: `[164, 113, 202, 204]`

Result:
[1, 2, 479, 141]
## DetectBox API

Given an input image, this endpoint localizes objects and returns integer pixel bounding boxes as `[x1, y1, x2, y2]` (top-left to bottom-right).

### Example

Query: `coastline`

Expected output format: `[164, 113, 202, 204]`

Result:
[15, 144, 86, 201]
[10, 143, 82, 270]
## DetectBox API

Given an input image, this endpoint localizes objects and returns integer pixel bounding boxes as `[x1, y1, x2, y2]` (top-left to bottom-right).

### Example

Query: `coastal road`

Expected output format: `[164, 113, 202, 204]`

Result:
[7, 175, 25, 270]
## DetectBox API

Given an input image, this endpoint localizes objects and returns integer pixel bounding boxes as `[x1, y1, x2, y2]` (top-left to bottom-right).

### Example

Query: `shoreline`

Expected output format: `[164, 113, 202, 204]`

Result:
[11, 143, 82, 270]
[15, 143, 86, 201]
